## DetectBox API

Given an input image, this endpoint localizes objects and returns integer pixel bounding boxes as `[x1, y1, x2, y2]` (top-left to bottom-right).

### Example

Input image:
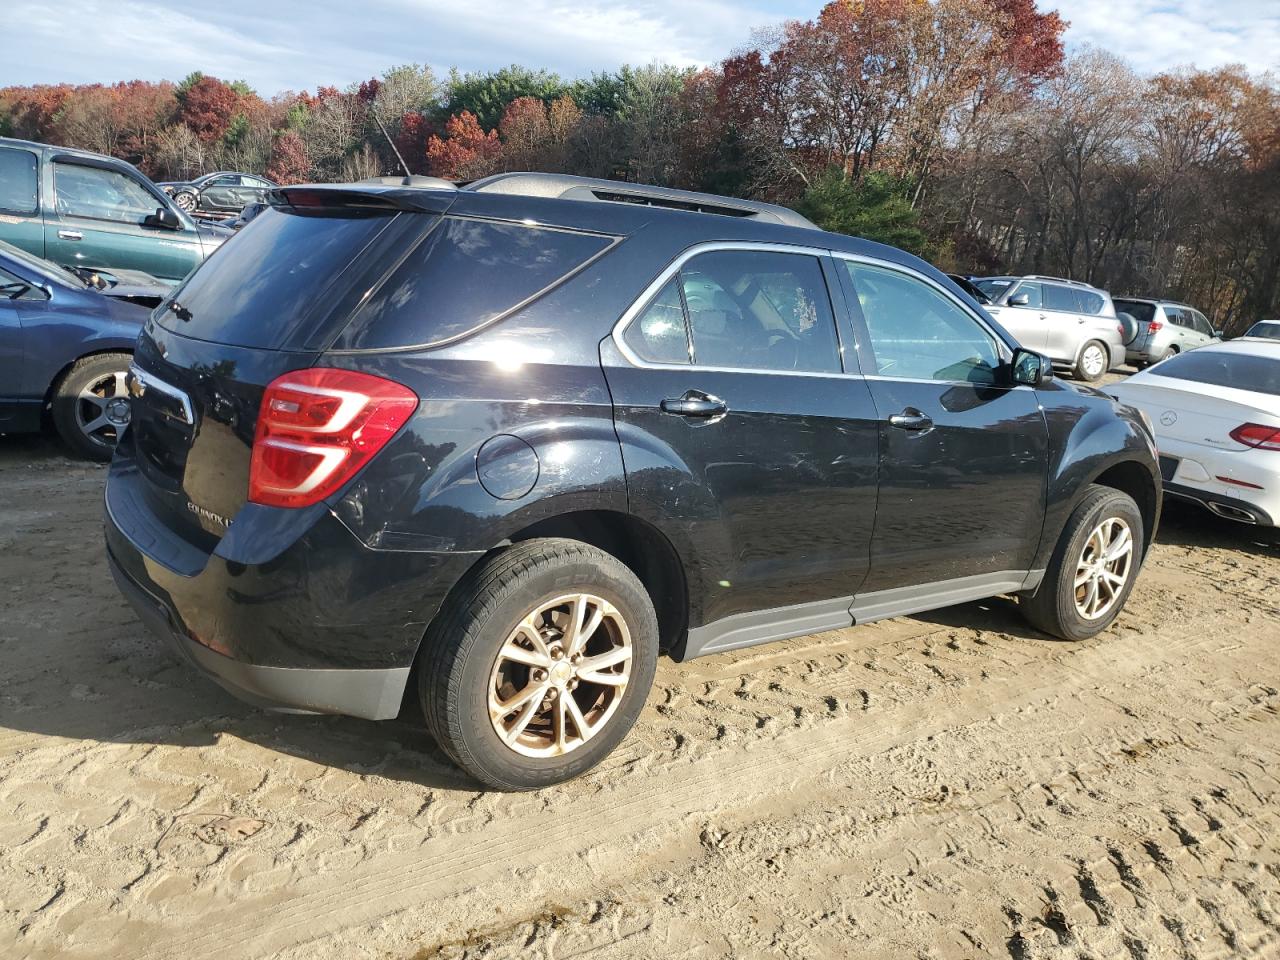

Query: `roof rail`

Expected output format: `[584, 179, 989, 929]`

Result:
[464, 172, 819, 230]
[1025, 274, 1092, 288]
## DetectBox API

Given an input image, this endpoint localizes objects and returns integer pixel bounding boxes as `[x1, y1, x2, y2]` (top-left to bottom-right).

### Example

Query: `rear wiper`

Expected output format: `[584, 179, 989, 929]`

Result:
[168, 299, 192, 322]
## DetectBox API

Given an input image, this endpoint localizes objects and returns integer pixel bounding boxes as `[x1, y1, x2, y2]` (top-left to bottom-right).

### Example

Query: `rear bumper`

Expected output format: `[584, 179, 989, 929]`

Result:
[1154, 437, 1278, 527]
[108, 550, 409, 719]
[1163, 481, 1275, 527]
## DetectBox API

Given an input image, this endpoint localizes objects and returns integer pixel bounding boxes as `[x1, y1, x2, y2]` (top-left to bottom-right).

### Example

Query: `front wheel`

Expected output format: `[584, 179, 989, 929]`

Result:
[1074, 340, 1109, 382]
[172, 190, 197, 211]
[1020, 485, 1144, 641]
[419, 539, 659, 790]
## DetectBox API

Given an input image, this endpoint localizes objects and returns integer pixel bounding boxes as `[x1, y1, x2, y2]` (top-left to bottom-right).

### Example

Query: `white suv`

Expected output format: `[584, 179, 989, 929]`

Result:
[972, 275, 1125, 382]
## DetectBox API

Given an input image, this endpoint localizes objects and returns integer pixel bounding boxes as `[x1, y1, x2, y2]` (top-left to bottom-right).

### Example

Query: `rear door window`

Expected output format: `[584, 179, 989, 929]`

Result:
[679, 249, 841, 373]
[332, 217, 615, 350]
[1042, 283, 1081, 312]
[0, 147, 38, 216]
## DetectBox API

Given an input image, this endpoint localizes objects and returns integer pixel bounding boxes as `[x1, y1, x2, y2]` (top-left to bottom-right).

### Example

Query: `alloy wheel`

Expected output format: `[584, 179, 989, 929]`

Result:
[75, 370, 130, 449]
[1081, 344, 1106, 378]
[1073, 516, 1133, 620]
[487, 593, 632, 758]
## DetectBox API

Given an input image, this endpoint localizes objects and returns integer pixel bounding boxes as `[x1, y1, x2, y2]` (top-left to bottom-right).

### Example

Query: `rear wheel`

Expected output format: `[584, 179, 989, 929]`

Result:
[1159, 346, 1179, 363]
[51, 353, 133, 461]
[1020, 485, 1144, 641]
[419, 538, 658, 791]
[1074, 340, 1109, 382]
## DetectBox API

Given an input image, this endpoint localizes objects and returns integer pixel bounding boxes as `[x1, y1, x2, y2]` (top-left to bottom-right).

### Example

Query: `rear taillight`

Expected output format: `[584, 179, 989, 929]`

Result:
[1228, 423, 1280, 451]
[1147, 321, 1163, 333]
[248, 369, 418, 508]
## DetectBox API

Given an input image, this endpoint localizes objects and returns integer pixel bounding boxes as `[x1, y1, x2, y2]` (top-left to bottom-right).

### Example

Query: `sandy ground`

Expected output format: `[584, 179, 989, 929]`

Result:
[2, 371, 1279, 960]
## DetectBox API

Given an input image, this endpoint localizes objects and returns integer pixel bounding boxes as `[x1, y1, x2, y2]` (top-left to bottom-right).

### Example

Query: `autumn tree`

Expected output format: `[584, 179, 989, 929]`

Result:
[426, 111, 502, 179]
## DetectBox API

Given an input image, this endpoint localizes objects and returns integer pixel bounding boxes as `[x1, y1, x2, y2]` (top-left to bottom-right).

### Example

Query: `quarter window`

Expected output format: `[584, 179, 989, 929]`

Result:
[624, 278, 690, 364]
[53, 162, 160, 223]
[843, 261, 1002, 385]
[0, 147, 39, 216]
[678, 250, 841, 373]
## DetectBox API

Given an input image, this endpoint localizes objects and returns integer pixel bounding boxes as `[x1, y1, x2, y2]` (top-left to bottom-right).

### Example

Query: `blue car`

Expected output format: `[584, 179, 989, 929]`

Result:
[0, 239, 150, 459]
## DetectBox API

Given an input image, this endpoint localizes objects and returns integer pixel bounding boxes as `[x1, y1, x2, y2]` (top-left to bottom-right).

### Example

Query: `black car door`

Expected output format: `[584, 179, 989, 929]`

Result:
[834, 256, 1049, 598]
[602, 245, 880, 644]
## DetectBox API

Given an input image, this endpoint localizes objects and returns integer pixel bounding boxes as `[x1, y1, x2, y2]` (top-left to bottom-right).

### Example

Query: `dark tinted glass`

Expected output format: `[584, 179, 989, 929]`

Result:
[1114, 300, 1156, 324]
[973, 279, 1013, 299]
[336, 218, 613, 350]
[845, 261, 1000, 384]
[1246, 321, 1280, 339]
[155, 207, 398, 348]
[1150, 350, 1280, 396]
[0, 147, 38, 216]
[1078, 291, 1105, 315]
[680, 250, 840, 373]
[1042, 283, 1081, 312]
[624, 279, 690, 364]
[1164, 306, 1187, 327]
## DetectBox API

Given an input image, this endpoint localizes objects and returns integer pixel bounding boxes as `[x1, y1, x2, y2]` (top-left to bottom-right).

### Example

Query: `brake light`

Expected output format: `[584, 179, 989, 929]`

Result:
[248, 369, 418, 508]
[1147, 321, 1163, 333]
[1228, 423, 1280, 451]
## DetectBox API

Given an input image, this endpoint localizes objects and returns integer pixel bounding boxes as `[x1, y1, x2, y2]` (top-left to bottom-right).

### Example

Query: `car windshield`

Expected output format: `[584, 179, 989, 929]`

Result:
[1114, 300, 1156, 324]
[0, 240, 87, 288]
[972, 279, 1013, 299]
[1149, 349, 1280, 397]
[1246, 321, 1280, 340]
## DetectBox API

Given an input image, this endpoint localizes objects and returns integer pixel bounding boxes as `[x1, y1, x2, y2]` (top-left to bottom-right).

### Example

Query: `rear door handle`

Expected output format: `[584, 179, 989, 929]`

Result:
[888, 410, 933, 432]
[661, 391, 727, 419]
[58, 229, 83, 241]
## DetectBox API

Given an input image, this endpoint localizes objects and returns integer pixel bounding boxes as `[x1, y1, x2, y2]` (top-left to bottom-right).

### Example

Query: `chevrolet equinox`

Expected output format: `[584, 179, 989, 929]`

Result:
[106, 173, 1162, 790]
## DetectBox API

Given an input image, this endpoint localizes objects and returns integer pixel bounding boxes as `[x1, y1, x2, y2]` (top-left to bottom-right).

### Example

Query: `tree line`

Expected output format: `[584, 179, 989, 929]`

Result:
[2, 0, 1276, 330]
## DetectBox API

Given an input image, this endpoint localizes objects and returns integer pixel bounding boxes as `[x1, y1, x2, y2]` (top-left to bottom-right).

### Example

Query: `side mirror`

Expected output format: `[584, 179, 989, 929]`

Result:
[1011, 348, 1052, 387]
[1213, 329, 1224, 339]
[1008, 292, 1030, 307]
[143, 206, 181, 230]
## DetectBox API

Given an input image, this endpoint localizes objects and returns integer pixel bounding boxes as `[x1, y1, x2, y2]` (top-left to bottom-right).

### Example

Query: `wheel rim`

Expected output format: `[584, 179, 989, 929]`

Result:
[75, 369, 130, 447]
[175, 193, 195, 210]
[1082, 344, 1106, 377]
[487, 593, 632, 758]
[1073, 517, 1133, 621]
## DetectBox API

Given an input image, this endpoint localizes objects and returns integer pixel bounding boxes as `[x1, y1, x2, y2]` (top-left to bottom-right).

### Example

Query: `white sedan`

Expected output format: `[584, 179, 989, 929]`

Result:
[1109, 338, 1280, 527]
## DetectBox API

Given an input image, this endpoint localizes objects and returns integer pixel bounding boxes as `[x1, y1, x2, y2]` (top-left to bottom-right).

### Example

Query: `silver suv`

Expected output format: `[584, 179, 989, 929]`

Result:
[1114, 299, 1220, 367]
[972, 276, 1125, 382]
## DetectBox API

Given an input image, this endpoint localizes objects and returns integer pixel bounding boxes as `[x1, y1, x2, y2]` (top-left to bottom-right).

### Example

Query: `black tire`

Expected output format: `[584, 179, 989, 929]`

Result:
[1020, 484, 1145, 641]
[1074, 340, 1109, 382]
[1159, 346, 1179, 363]
[51, 353, 133, 461]
[419, 538, 659, 791]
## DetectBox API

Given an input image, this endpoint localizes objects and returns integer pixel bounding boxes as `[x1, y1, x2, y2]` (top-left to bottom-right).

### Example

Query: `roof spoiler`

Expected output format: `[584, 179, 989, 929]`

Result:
[271, 181, 456, 215]
[464, 172, 818, 230]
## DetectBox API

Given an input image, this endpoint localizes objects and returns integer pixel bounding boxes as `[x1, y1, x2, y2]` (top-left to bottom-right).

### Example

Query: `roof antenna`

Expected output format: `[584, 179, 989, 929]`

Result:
[372, 109, 412, 182]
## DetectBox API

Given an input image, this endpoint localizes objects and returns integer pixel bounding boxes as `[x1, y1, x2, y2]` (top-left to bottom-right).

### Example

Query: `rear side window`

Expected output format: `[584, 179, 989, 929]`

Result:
[1078, 291, 1106, 315]
[1114, 300, 1155, 324]
[0, 147, 38, 216]
[1163, 306, 1188, 327]
[333, 218, 615, 350]
[53, 162, 158, 223]
[156, 207, 402, 349]
[1150, 350, 1280, 396]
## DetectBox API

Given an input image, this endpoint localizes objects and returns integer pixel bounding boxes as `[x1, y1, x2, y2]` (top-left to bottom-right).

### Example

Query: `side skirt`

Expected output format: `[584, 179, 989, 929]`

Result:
[680, 570, 1044, 661]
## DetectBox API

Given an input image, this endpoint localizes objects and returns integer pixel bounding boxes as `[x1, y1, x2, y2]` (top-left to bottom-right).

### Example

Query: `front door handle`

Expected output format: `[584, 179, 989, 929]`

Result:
[661, 391, 727, 419]
[58, 229, 83, 241]
[888, 409, 934, 432]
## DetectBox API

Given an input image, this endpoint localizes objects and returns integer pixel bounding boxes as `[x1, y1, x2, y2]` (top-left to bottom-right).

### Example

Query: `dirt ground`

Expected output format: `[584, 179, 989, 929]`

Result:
[3, 372, 1280, 960]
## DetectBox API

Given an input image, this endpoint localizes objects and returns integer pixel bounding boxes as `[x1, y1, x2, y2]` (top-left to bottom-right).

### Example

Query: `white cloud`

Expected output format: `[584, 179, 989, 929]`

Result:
[1055, 0, 1280, 74]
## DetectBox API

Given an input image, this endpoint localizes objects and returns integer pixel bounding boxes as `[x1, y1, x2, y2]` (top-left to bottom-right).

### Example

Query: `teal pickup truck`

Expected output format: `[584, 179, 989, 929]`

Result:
[0, 137, 232, 283]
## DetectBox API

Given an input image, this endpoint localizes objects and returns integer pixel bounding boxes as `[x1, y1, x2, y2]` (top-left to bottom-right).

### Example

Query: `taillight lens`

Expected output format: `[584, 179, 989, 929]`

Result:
[1228, 423, 1280, 451]
[248, 369, 418, 508]
[1147, 321, 1163, 333]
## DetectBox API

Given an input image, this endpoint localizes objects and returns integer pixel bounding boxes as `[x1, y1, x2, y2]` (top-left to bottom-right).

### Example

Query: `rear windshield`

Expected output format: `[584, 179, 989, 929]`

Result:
[1247, 321, 1280, 339]
[1150, 350, 1280, 397]
[1114, 300, 1156, 324]
[330, 217, 615, 350]
[157, 206, 408, 349]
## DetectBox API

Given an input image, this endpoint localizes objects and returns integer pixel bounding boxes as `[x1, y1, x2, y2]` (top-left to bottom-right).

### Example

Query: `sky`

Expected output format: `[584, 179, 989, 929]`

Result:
[3, 0, 1277, 96]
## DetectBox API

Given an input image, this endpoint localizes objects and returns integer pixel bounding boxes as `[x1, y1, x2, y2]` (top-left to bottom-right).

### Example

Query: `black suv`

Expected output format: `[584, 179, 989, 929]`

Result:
[106, 173, 1161, 790]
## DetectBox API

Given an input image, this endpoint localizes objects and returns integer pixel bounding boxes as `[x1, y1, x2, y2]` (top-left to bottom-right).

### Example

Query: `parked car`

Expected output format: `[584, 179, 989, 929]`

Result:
[106, 173, 1161, 790]
[1109, 339, 1279, 527]
[972, 275, 1125, 381]
[946, 273, 993, 306]
[0, 239, 146, 458]
[1243, 320, 1280, 341]
[0, 137, 232, 282]
[156, 172, 277, 214]
[1115, 298, 1221, 367]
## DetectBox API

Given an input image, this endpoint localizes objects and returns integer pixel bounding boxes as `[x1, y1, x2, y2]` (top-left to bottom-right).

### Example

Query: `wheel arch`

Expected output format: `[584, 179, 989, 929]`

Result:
[1088, 458, 1159, 559]
[42, 347, 134, 410]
